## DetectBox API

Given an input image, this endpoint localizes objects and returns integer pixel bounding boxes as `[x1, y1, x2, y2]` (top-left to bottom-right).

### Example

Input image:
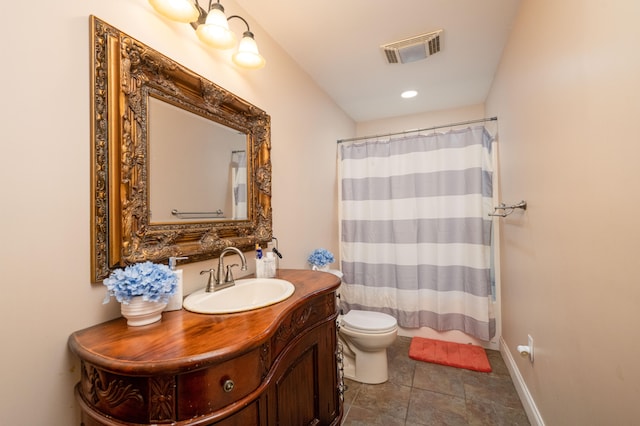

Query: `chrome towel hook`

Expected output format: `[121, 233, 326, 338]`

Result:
[489, 200, 527, 217]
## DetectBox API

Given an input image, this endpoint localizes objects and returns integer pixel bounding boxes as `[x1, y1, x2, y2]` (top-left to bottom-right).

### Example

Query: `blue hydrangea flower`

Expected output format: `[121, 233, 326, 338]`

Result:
[307, 248, 335, 267]
[103, 261, 178, 304]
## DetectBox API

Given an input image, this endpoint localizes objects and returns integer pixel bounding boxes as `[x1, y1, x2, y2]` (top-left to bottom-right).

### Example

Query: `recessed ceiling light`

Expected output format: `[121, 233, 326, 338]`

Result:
[401, 90, 418, 99]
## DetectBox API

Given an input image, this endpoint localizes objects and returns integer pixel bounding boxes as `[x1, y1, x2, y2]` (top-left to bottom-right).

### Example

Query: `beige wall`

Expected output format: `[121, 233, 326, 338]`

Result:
[486, 0, 640, 424]
[356, 103, 486, 138]
[0, 1, 353, 424]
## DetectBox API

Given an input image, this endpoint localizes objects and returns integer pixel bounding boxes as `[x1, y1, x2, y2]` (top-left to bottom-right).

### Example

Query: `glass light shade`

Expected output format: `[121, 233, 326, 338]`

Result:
[148, 0, 199, 23]
[232, 34, 266, 69]
[196, 8, 236, 49]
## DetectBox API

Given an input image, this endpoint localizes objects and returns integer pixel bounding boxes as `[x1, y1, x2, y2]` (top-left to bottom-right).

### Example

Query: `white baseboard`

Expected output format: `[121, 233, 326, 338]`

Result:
[499, 337, 545, 426]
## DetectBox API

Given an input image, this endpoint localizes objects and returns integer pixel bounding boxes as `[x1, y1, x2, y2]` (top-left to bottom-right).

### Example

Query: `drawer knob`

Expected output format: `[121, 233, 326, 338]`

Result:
[223, 379, 235, 392]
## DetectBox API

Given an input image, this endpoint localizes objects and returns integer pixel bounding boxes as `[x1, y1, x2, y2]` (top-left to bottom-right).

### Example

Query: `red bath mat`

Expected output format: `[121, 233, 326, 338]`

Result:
[409, 337, 492, 372]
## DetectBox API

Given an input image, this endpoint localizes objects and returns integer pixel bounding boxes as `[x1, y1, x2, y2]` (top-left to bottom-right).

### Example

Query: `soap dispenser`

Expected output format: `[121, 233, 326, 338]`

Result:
[265, 251, 276, 278]
[255, 243, 265, 278]
[164, 256, 188, 311]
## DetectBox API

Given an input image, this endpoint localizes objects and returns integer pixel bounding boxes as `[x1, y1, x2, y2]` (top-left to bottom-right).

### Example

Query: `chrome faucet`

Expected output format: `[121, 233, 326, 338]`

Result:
[200, 247, 248, 292]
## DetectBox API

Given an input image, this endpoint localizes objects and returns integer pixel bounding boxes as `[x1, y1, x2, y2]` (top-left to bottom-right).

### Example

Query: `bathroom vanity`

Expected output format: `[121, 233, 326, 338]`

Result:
[68, 269, 342, 425]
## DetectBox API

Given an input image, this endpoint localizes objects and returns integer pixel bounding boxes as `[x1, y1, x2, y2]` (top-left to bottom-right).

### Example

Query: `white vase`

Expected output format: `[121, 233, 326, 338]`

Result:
[312, 264, 330, 272]
[121, 296, 167, 326]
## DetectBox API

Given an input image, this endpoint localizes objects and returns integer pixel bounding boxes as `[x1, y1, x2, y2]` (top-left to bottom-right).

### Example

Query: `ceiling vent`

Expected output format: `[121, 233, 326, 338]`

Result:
[381, 30, 443, 64]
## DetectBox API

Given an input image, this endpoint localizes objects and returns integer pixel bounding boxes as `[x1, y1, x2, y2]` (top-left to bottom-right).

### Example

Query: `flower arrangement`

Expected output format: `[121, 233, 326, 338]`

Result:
[103, 261, 178, 304]
[307, 248, 335, 268]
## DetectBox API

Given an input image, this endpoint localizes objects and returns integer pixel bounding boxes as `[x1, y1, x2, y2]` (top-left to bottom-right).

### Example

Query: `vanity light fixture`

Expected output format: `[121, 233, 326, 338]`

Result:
[149, 0, 199, 22]
[149, 0, 266, 69]
[195, 1, 236, 49]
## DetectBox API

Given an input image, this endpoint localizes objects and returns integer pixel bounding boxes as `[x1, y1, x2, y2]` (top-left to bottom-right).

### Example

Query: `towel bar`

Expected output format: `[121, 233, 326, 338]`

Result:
[488, 201, 527, 217]
[171, 209, 225, 219]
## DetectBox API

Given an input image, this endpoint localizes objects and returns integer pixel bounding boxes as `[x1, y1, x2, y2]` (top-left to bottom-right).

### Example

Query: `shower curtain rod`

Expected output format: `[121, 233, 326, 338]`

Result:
[337, 116, 497, 144]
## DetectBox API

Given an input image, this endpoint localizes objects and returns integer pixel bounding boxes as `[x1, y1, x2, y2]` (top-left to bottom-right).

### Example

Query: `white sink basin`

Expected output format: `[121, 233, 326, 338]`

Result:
[183, 278, 295, 314]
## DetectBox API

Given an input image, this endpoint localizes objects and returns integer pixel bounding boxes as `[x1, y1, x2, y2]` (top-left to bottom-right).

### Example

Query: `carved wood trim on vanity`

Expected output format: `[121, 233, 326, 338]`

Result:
[70, 270, 342, 425]
[80, 362, 176, 423]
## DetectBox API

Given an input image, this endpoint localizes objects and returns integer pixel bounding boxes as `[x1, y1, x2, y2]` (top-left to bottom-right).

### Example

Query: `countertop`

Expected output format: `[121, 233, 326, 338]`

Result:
[68, 269, 341, 375]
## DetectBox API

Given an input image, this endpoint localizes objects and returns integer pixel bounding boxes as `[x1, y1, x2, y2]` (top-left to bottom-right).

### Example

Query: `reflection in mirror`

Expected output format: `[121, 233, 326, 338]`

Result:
[90, 16, 272, 282]
[148, 97, 248, 223]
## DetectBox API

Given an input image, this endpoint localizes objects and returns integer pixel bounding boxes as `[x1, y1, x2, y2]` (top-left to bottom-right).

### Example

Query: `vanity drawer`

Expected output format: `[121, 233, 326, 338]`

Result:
[177, 348, 262, 420]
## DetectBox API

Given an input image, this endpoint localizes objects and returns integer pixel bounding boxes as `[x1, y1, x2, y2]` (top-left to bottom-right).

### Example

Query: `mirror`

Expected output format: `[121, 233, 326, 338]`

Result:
[90, 16, 272, 283]
[148, 96, 248, 223]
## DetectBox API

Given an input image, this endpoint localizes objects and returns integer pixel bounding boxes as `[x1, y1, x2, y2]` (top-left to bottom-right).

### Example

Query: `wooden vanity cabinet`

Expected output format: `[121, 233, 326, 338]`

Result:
[265, 316, 339, 426]
[69, 270, 342, 426]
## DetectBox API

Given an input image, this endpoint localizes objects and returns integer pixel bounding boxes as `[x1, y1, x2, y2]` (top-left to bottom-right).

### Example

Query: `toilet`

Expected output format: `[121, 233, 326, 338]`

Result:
[338, 309, 398, 384]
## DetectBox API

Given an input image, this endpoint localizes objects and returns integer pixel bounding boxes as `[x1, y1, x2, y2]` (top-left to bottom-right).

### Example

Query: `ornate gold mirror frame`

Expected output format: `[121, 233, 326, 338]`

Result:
[90, 16, 272, 283]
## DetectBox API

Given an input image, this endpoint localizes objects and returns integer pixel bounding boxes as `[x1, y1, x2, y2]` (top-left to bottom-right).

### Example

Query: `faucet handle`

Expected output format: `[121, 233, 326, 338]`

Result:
[200, 268, 217, 292]
[225, 264, 239, 284]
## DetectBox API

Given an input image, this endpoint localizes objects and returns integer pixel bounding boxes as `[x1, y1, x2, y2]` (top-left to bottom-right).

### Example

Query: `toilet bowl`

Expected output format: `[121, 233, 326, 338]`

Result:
[338, 309, 398, 384]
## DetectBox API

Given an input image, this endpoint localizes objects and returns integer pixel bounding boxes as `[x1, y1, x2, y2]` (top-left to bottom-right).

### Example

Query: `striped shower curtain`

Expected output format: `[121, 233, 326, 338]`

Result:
[338, 126, 495, 340]
[230, 150, 247, 219]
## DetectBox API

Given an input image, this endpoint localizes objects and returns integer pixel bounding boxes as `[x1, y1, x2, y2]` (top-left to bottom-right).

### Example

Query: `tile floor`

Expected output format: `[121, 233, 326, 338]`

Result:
[341, 336, 530, 425]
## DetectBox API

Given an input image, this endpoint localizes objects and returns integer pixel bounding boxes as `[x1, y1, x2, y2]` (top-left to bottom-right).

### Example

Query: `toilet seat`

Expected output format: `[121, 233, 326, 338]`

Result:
[341, 310, 397, 334]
